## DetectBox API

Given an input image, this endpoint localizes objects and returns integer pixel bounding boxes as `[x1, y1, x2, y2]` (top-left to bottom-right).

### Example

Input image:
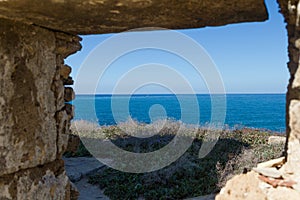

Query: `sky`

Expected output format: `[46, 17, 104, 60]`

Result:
[66, 0, 289, 94]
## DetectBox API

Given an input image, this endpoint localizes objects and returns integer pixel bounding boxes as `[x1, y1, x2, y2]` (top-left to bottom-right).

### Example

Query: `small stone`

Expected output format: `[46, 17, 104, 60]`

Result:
[268, 136, 286, 145]
[257, 157, 285, 168]
[64, 87, 75, 102]
[65, 103, 74, 120]
[63, 77, 74, 85]
[60, 65, 72, 79]
[66, 134, 81, 154]
[292, 67, 300, 88]
[253, 167, 283, 179]
[295, 39, 300, 49]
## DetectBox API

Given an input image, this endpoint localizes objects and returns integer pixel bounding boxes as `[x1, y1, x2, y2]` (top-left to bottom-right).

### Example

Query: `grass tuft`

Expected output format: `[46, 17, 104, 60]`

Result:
[69, 119, 285, 200]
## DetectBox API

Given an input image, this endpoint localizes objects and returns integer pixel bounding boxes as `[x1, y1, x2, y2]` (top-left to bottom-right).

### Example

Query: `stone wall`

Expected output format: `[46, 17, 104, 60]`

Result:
[0, 18, 80, 199]
[278, 0, 300, 181]
[0, 0, 268, 35]
[1, 0, 300, 199]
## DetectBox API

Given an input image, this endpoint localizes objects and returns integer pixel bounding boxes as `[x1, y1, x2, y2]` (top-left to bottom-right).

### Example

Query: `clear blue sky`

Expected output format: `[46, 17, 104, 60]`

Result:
[66, 0, 288, 94]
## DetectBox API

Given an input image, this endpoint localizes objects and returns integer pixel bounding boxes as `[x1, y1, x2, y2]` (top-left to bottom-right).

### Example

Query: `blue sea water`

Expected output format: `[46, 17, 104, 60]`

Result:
[73, 94, 286, 133]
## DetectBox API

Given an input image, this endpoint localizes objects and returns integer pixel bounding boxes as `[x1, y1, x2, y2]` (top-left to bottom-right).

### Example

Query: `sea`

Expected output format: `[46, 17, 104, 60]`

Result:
[72, 94, 286, 133]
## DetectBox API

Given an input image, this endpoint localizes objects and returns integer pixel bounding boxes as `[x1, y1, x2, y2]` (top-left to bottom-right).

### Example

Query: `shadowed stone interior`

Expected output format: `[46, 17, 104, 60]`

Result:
[0, 0, 267, 34]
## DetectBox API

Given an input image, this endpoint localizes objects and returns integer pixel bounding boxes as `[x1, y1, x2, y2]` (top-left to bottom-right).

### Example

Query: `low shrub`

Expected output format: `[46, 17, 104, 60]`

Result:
[70, 120, 285, 200]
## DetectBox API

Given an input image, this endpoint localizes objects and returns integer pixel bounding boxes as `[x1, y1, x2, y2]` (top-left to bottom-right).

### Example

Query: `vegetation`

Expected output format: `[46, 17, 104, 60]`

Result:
[69, 120, 285, 200]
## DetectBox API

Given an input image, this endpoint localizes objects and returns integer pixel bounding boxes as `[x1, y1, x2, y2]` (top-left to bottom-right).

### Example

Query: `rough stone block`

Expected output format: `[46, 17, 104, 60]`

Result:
[289, 100, 300, 134]
[64, 87, 75, 102]
[66, 134, 81, 155]
[216, 171, 267, 200]
[0, 0, 268, 35]
[292, 66, 300, 89]
[0, 159, 70, 200]
[56, 110, 71, 156]
[63, 77, 74, 85]
[60, 65, 72, 79]
[0, 19, 58, 176]
[65, 103, 75, 120]
[55, 33, 82, 58]
[283, 100, 300, 180]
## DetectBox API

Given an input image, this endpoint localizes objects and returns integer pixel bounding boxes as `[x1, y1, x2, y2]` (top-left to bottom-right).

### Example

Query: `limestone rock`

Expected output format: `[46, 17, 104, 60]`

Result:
[266, 186, 300, 200]
[0, 0, 268, 35]
[217, 170, 300, 200]
[65, 103, 75, 120]
[284, 100, 300, 178]
[0, 18, 58, 176]
[65, 87, 75, 102]
[66, 134, 81, 155]
[216, 171, 267, 200]
[63, 77, 74, 85]
[60, 65, 72, 79]
[267, 136, 286, 145]
[292, 61, 300, 88]
[257, 157, 285, 168]
[253, 167, 283, 179]
[0, 159, 70, 200]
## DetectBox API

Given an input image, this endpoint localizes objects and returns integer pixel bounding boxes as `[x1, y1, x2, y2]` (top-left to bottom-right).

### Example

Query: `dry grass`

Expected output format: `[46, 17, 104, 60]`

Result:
[68, 119, 285, 200]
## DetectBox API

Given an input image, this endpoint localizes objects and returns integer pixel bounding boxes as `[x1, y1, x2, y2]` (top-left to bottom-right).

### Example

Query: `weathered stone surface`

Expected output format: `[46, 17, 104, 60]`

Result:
[0, 0, 268, 35]
[217, 170, 300, 200]
[268, 136, 286, 145]
[0, 16, 81, 199]
[293, 66, 300, 88]
[66, 134, 81, 155]
[0, 18, 58, 176]
[55, 110, 71, 156]
[65, 87, 75, 102]
[53, 33, 81, 112]
[63, 77, 74, 86]
[0, 159, 70, 200]
[289, 100, 300, 138]
[60, 65, 72, 79]
[65, 103, 75, 120]
[265, 186, 300, 200]
[253, 167, 283, 179]
[216, 171, 267, 200]
[277, 0, 300, 190]
[55, 32, 82, 57]
[70, 181, 80, 200]
[0, 0, 299, 199]
[257, 157, 285, 168]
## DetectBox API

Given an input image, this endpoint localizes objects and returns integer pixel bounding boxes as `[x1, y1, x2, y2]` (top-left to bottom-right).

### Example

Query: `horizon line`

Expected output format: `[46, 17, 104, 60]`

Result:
[75, 92, 286, 95]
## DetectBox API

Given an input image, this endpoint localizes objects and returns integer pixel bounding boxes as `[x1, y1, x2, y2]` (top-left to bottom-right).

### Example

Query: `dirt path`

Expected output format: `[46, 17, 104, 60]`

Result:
[63, 157, 109, 199]
[63, 156, 216, 200]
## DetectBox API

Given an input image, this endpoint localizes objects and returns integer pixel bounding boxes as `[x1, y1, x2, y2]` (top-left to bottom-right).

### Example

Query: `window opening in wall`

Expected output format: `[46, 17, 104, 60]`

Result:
[64, 0, 288, 199]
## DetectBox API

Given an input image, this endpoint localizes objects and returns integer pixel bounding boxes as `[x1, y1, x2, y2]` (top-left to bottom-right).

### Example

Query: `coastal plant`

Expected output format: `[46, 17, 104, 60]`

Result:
[68, 119, 285, 199]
